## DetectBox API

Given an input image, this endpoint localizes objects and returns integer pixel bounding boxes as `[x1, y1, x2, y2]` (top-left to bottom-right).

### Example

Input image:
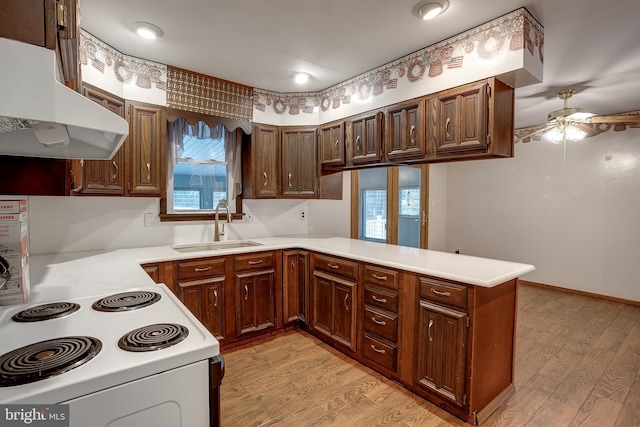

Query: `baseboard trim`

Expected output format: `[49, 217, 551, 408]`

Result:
[474, 383, 515, 425]
[519, 280, 640, 307]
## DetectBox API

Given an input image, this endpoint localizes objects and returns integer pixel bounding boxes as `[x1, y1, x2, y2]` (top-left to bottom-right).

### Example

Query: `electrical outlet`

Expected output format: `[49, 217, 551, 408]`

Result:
[299, 209, 306, 220]
[144, 212, 154, 227]
[245, 211, 253, 222]
[455, 248, 460, 254]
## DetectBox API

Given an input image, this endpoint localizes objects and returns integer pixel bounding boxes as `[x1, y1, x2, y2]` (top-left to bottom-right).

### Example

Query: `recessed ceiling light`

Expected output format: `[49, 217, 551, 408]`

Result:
[291, 72, 311, 84]
[132, 22, 163, 39]
[412, 0, 450, 21]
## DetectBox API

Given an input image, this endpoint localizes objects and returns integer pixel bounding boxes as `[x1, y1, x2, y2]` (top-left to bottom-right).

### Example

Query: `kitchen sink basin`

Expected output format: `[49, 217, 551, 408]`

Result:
[172, 240, 263, 253]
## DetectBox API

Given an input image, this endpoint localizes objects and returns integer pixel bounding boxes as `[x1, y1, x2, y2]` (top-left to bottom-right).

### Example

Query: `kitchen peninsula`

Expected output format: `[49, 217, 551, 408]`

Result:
[24, 236, 534, 425]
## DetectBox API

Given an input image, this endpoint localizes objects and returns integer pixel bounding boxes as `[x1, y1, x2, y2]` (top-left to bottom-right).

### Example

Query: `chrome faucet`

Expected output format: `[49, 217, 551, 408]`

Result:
[214, 201, 232, 241]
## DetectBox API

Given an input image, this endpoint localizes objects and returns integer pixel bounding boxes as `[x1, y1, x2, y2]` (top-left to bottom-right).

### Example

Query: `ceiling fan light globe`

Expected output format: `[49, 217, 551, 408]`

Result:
[543, 127, 565, 144]
[565, 125, 587, 141]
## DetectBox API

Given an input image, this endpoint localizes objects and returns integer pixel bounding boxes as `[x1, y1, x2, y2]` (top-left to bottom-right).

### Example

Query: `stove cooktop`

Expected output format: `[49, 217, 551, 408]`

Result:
[0, 284, 219, 404]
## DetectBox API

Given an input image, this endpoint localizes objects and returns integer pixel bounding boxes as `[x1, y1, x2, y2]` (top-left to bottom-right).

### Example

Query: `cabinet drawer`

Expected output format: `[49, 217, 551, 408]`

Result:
[363, 333, 396, 372]
[178, 258, 226, 280]
[364, 265, 398, 290]
[235, 252, 275, 271]
[364, 286, 398, 313]
[313, 253, 358, 280]
[419, 277, 467, 309]
[364, 307, 398, 342]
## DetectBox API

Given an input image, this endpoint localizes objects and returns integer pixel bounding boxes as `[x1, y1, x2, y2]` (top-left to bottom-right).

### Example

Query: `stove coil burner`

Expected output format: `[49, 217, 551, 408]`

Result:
[118, 323, 189, 352]
[12, 302, 81, 322]
[0, 336, 102, 387]
[92, 291, 161, 312]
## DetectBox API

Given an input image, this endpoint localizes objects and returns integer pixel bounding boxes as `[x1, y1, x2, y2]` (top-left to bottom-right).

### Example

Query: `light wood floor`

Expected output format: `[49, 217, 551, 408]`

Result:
[220, 284, 640, 426]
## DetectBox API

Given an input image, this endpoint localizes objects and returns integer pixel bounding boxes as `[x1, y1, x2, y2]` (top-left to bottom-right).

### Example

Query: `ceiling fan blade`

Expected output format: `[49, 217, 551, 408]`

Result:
[575, 122, 601, 137]
[589, 114, 640, 123]
[515, 125, 551, 143]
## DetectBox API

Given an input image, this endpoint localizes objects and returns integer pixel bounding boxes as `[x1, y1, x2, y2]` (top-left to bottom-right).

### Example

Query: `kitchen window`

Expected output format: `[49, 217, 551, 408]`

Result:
[165, 117, 243, 218]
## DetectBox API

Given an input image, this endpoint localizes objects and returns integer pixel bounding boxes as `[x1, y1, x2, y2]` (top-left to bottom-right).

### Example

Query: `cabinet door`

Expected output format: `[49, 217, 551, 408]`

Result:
[386, 99, 426, 160]
[281, 127, 318, 198]
[436, 82, 488, 153]
[75, 84, 125, 195]
[177, 282, 203, 321]
[348, 112, 383, 165]
[204, 279, 225, 340]
[235, 269, 275, 336]
[311, 271, 333, 337]
[252, 124, 279, 198]
[319, 121, 345, 167]
[0, 0, 56, 49]
[283, 250, 300, 324]
[125, 101, 165, 196]
[416, 300, 468, 407]
[311, 270, 357, 351]
[332, 279, 356, 351]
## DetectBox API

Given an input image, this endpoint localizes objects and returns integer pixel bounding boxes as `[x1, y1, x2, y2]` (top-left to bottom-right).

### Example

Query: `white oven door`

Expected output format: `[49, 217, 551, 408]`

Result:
[63, 360, 210, 427]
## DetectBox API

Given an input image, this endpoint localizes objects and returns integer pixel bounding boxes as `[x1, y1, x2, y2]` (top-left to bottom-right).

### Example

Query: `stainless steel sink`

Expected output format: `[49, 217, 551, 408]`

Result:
[172, 240, 263, 253]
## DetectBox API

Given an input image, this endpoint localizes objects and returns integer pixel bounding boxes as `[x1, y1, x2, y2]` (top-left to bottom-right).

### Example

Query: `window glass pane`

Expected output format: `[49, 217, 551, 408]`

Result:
[174, 189, 201, 210]
[173, 162, 227, 210]
[399, 188, 420, 216]
[362, 189, 387, 241]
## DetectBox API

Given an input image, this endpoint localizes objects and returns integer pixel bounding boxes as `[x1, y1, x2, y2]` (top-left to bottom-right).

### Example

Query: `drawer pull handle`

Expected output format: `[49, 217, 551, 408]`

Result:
[288, 173, 292, 188]
[445, 118, 451, 139]
[410, 125, 416, 144]
[327, 263, 340, 269]
[372, 295, 387, 303]
[428, 319, 434, 342]
[248, 260, 263, 265]
[111, 161, 118, 180]
[344, 294, 349, 310]
[356, 135, 361, 151]
[194, 266, 212, 272]
[431, 288, 451, 297]
[244, 284, 249, 300]
[370, 344, 386, 354]
[213, 289, 218, 307]
[263, 172, 268, 187]
[371, 317, 386, 326]
[372, 274, 387, 281]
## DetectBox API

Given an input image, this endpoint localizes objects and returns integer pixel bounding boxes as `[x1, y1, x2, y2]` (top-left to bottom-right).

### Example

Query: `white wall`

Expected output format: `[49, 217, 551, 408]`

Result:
[442, 129, 640, 302]
[308, 172, 351, 238]
[26, 196, 310, 255]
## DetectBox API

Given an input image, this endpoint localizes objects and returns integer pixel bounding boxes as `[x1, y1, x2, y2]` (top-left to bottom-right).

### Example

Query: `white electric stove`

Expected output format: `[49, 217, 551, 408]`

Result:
[0, 284, 222, 427]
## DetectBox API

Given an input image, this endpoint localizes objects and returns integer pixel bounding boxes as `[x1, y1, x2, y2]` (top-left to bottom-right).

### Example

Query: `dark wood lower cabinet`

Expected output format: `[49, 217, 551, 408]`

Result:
[150, 250, 518, 425]
[177, 277, 225, 340]
[311, 270, 356, 351]
[416, 300, 468, 407]
[235, 269, 276, 336]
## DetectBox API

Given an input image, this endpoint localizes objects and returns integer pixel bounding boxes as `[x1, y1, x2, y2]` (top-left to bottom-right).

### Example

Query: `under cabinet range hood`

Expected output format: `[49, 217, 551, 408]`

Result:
[0, 37, 129, 160]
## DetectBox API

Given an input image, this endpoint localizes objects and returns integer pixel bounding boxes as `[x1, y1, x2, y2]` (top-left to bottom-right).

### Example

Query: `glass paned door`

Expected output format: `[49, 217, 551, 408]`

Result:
[397, 166, 426, 248]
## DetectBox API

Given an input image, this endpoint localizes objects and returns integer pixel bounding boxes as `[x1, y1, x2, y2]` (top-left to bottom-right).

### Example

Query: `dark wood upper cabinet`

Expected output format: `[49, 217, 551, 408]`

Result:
[124, 100, 166, 196]
[245, 124, 279, 199]
[385, 98, 427, 161]
[347, 111, 384, 166]
[72, 84, 126, 195]
[0, 0, 56, 49]
[427, 77, 514, 161]
[319, 120, 346, 168]
[280, 127, 318, 198]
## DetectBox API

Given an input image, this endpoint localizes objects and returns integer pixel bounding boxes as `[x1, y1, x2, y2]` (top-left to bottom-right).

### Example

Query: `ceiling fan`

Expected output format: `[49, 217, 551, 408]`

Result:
[517, 89, 640, 143]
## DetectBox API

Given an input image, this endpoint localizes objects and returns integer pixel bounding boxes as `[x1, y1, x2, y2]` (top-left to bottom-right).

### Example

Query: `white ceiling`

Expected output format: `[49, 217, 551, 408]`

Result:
[79, 0, 640, 129]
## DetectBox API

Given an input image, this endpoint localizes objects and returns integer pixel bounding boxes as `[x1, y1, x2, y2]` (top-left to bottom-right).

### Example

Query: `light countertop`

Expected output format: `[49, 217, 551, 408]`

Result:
[19, 237, 535, 306]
